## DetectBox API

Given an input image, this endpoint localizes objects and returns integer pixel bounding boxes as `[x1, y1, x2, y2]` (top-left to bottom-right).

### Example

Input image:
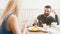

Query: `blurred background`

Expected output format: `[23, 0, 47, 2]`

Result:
[0, 0, 60, 26]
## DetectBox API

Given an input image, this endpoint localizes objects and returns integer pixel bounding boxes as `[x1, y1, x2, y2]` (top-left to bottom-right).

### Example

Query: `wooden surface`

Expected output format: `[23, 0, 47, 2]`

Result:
[29, 31, 48, 34]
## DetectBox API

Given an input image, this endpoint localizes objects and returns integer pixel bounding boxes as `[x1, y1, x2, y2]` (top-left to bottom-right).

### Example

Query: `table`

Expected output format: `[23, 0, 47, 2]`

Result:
[27, 27, 49, 34]
[27, 25, 60, 34]
[29, 31, 48, 34]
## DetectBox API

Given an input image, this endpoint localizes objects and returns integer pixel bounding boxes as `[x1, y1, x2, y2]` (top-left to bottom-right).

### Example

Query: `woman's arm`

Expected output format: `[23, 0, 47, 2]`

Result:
[22, 20, 29, 34]
[9, 14, 21, 34]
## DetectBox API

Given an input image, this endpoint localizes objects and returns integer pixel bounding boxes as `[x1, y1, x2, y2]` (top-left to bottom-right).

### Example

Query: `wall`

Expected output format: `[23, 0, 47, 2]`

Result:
[0, 0, 60, 27]
[20, 0, 60, 26]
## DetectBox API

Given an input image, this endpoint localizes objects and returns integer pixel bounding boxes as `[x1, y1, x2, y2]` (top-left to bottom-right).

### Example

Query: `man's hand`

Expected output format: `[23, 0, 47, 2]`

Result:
[52, 10, 57, 15]
[42, 23, 46, 27]
[34, 19, 38, 25]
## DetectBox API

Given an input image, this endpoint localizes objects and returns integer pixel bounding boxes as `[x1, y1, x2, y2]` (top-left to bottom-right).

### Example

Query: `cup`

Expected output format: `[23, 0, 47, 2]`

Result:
[51, 22, 57, 26]
[43, 24, 49, 31]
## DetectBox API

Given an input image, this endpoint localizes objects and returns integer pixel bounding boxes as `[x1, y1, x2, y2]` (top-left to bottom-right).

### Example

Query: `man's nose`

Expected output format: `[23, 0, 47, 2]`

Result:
[45, 12, 49, 13]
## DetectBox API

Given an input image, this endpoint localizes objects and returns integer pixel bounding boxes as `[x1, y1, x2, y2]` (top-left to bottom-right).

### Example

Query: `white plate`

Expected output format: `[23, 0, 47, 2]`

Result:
[28, 27, 49, 32]
[28, 27, 40, 31]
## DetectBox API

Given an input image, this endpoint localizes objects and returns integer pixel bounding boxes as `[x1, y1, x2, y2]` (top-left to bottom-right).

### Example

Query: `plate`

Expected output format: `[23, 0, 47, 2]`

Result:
[28, 27, 40, 32]
[28, 27, 49, 32]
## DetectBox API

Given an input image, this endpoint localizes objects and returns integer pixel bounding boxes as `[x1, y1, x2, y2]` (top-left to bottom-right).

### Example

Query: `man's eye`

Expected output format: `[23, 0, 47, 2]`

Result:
[47, 11, 49, 12]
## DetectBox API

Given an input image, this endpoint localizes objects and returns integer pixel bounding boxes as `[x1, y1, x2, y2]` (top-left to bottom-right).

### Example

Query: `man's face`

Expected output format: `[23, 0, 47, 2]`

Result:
[44, 8, 51, 16]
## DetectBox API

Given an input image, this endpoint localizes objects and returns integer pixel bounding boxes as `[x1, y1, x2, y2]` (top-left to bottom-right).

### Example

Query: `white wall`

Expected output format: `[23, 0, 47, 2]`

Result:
[0, 0, 9, 9]
[22, 0, 60, 9]
[0, 0, 60, 26]
[20, 0, 60, 26]
[20, 9, 60, 26]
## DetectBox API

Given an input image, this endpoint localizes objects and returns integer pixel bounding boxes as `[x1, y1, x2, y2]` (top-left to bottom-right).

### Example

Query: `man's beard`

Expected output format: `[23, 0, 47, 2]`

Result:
[44, 13, 49, 17]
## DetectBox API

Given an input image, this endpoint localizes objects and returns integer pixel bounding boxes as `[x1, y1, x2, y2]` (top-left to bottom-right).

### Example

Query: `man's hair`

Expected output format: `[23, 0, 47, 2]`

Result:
[45, 5, 51, 9]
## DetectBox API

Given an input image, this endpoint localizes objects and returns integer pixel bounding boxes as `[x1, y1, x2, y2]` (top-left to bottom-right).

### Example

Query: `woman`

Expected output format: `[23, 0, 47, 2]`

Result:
[0, 0, 28, 34]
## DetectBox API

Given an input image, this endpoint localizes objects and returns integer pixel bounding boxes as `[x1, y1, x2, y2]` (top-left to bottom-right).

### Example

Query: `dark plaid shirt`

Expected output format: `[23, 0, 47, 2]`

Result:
[37, 14, 59, 26]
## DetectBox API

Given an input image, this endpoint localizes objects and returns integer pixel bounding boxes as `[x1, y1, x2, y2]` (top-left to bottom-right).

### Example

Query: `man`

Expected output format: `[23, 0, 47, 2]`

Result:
[33, 5, 59, 27]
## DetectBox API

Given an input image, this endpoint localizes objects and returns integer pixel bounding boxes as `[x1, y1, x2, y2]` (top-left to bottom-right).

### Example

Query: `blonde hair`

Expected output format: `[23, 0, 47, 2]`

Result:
[1, 0, 18, 20]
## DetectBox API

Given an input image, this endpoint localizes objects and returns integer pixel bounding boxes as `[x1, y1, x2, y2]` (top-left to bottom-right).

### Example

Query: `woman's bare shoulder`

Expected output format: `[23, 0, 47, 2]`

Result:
[10, 14, 17, 19]
[8, 14, 17, 23]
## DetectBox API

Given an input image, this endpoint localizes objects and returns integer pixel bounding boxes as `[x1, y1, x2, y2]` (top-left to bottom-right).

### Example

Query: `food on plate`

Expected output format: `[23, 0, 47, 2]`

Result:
[31, 25, 38, 31]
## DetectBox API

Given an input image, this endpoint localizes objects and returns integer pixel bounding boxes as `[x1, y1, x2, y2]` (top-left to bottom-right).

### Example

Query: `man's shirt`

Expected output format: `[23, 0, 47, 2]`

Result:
[37, 14, 59, 26]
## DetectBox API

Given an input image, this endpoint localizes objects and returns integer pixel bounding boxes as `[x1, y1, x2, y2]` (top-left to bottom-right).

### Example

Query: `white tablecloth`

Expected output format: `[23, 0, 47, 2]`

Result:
[48, 25, 60, 34]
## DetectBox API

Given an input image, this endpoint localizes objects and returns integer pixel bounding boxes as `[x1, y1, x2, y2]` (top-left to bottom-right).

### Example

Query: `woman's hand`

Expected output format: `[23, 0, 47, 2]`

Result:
[24, 20, 29, 28]
[22, 20, 29, 34]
